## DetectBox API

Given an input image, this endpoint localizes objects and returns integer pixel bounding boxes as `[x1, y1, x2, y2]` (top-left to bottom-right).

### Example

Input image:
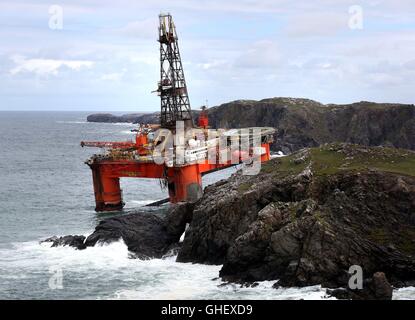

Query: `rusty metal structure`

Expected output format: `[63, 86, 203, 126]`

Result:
[157, 14, 193, 129]
[81, 14, 275, 212]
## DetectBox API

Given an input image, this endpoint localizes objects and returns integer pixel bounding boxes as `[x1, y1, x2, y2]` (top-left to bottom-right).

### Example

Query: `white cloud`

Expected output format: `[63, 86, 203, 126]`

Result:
[285, 12, 348, 37]
[235, 40, 281, 69]
[100, 73, 122, 81]
[117, 19, 158, 39]
[197, 59, 228, 70]
[366, 72, 402, 86]
[100, 68, 127, 82]
[9, 55, 94, 76]
[1, 0, 415, 109]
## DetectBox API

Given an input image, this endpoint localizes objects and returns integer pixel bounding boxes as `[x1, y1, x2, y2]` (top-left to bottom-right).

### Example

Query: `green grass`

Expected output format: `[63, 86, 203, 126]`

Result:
[261, 143, 415, 179]
[238, 182, 253, 193]
[309, 144, 415, 177]
[310, 148, 346, 175]
[260, 156, 307, 177]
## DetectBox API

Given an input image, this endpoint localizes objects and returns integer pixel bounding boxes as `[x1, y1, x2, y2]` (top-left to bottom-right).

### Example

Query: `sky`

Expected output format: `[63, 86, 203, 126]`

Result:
[0, 0, 414, 111]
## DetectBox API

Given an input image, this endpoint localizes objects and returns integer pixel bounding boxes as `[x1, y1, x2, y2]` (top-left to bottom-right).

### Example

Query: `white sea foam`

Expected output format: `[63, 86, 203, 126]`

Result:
[120, 130, 136, 135]
[124, 199, 161, 208]
[271, 151, 285, 158]
[393, 286, 415, 300]
[113, 280, 332, 300]
[1, 239, 414, 300]
[0, 239, 329, 300]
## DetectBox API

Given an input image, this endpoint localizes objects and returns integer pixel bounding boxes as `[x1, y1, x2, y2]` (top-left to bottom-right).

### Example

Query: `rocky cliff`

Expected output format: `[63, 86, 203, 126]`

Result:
[208, 98, 415, 154]
[177, 144, 415, 292]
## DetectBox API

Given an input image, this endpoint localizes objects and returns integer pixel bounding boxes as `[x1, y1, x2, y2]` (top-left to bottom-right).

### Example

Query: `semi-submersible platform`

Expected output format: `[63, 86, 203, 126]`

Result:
[81, 14, 275, 212]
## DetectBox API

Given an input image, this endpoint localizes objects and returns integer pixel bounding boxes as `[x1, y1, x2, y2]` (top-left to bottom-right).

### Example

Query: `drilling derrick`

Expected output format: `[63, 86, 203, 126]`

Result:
[157, 14, 193, 129]
[81, 13, 276, 212]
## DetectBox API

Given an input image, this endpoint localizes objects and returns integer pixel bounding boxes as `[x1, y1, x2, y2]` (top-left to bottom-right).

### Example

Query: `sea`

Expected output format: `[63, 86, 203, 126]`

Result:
[0, 111, 413, 300]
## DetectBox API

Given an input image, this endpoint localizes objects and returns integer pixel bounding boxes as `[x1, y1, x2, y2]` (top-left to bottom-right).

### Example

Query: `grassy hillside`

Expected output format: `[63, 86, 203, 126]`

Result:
[261, 143, 415, 178]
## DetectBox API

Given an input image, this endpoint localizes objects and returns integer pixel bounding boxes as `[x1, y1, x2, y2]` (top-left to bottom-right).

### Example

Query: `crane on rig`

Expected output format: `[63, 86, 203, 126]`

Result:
[81, 13, 275, 212]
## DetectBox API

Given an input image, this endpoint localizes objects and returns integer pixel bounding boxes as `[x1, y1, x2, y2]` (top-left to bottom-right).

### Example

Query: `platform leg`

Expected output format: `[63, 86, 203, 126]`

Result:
[261, 143, 271, 162]
[167, 165, 203, 203]
[91, 165, 124, 212]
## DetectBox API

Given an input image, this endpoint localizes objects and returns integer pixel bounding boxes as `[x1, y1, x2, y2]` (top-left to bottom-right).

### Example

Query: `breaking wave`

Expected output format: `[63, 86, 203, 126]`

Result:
[1, 237, 414, 299]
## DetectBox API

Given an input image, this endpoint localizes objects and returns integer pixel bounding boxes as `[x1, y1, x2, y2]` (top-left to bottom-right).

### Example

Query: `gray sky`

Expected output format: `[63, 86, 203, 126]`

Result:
[1, 0, 414, 111]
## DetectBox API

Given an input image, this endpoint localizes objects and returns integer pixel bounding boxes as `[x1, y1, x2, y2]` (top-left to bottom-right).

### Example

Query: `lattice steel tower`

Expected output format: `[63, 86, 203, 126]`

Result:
[157, 14, 193, 129]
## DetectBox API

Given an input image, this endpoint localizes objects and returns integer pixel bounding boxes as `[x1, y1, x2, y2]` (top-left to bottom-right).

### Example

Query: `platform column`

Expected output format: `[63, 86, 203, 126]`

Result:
[260, 143, 271, 162]
[167, 164, 203, 203]
[90, 164, 124, 212]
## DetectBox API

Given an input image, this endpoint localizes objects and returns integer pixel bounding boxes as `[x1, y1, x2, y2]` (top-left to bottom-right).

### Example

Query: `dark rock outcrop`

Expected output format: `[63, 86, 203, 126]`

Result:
[84, 213, 175, 259]
[87, 113, 147, 123]
[208, 98, 415, 154]
[43, 203, 191, 259]
[177, 144, 415, 292]
[165, 202, 194, 240]
[41, 235, 86, 250]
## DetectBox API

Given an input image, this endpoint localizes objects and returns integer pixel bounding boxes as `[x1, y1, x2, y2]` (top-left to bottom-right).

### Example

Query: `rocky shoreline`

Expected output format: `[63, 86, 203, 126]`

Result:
[43, 144, 415, 300]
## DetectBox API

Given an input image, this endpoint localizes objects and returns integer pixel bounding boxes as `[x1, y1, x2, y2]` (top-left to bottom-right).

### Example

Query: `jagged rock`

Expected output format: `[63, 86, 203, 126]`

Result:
[165, 202, 195, 240]
[41, 235, 86, 250]
[45, 205, 192, 259]
[84, 212, 177, 259]
[177, 144, 415, 291]
[207, 98, 415, 153]
[327, 272, 393, 300]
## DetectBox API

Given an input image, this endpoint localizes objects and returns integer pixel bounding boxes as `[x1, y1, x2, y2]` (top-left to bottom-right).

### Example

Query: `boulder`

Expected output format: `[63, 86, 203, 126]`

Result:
[44, 204, 192, 259]
[84, 212, 178, 259]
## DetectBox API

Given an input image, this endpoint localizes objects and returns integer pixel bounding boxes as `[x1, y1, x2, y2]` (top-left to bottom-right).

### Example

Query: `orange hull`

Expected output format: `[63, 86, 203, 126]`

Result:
[88, 143, 272, 212]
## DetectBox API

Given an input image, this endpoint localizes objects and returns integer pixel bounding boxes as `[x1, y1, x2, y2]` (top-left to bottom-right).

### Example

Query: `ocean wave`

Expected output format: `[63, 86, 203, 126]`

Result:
[0, 239, 329, 300]
[1, 238, 414, 299]
[0, 238, 133, 276]
[111, 277, 331, 300]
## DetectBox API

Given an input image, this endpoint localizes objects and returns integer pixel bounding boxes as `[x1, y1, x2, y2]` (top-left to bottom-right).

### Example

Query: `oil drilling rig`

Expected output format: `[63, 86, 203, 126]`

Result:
[81, 14, 275, 212]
